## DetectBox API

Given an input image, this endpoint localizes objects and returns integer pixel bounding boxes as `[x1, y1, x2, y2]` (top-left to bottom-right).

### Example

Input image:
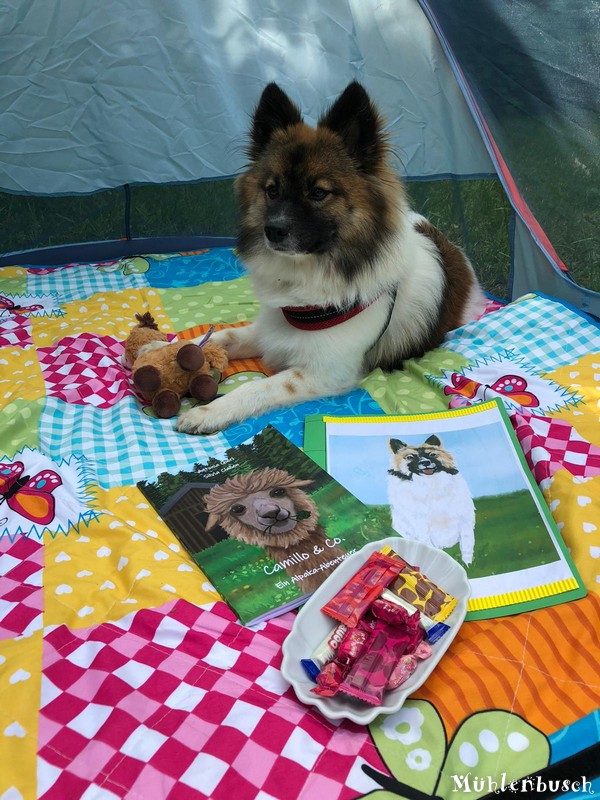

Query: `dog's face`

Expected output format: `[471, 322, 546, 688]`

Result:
[388, 435, 459, 480]
[235, 82, 403, 279]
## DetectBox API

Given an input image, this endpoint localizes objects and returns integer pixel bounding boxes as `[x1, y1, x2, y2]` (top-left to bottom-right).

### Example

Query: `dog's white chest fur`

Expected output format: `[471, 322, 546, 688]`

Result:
[387, 470, 476, 565]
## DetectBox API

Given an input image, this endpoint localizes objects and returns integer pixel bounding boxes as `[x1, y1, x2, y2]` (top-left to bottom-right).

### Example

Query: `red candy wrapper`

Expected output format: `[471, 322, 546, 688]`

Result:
[339, 614, 424, 705]
[321, 551, 405, 627]
[370, 596, 416, 627]
[312, 660, 346, 697]
[337, 628, 369, 664]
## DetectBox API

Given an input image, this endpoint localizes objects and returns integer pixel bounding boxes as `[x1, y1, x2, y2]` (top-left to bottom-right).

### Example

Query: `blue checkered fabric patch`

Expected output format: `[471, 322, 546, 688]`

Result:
[446, 294, 600, 369]
[27, 263, 150, 303]
[39, 397, 229, 488]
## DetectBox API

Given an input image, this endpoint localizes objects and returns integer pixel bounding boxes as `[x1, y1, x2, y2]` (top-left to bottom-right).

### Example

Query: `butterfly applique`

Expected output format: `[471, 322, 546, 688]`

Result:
[444, 372, 540, 408]
[362, 701, 551, 799]
[0, 461, 62, 525]
[0, 295, 44, 316]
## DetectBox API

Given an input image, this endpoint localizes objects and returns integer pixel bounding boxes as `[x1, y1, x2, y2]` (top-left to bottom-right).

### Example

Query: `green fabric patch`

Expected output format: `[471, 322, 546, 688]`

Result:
[158, 277, 259, 330]
[361, 347, 469, 414]
[0, 398, 43, 456]
[0, 275, 28, 295]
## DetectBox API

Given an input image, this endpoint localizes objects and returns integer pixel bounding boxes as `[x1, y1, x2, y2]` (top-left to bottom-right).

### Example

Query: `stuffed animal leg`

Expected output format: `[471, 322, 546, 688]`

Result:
[125, 313, 228, 418]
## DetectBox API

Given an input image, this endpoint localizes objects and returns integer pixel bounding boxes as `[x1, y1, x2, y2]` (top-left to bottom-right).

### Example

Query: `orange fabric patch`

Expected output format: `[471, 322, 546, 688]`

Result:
[414, 592, 600, 738]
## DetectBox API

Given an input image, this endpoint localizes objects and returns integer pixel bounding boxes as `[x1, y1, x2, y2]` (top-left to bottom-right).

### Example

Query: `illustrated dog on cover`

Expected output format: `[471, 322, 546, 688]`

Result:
[387, 435, 476, 566]
[177, 81, 486, 435]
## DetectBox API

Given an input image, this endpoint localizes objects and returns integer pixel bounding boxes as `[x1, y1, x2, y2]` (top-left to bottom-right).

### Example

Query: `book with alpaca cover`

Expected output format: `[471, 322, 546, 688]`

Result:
[137, 425, 402, 626]
[303, 398, 586, 620]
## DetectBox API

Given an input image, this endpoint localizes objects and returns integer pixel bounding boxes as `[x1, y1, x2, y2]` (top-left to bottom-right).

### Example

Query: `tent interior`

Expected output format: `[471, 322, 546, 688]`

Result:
[2, 0, 598, 311]
[0, 2, 599, 799]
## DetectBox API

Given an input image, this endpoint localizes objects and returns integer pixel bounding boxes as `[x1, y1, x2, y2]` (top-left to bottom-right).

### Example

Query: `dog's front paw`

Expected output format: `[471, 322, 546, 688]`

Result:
[176, 404, 227, 436]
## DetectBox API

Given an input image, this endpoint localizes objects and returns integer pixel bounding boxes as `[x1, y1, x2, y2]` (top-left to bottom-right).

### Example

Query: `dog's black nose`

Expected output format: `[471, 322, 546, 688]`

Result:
[264, 224, 290, 244]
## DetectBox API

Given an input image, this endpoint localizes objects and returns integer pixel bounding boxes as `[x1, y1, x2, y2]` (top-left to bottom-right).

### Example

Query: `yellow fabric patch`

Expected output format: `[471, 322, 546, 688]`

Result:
[0, 346, 45, 412]
[43, 485, 220, 628]
[543, 468, 600, 594]
[30, 289, 173, 346]
[0, 267, 27, 278]
[547, 353, 600, 447]
[0, 631, 42, 800]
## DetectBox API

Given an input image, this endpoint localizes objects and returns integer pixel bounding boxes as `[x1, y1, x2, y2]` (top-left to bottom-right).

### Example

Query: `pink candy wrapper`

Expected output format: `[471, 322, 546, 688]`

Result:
[338, 613, 424, 706]
[387, 641, 432, 689]
[312, 627, 370, 697]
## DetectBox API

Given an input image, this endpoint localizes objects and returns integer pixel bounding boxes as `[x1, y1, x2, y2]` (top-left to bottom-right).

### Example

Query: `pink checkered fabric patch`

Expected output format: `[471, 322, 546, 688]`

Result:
[38, 600, 380, 800]
[0, 535, 43, 639]
[512, 411, 600, 483]
[37, 333, 133, 408]
[0, 313, 33, 347]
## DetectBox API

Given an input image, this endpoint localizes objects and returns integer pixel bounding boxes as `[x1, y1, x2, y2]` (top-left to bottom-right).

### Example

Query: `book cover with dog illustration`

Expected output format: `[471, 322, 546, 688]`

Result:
[137, 425, 401, 626]
[304, 399, 586, 620]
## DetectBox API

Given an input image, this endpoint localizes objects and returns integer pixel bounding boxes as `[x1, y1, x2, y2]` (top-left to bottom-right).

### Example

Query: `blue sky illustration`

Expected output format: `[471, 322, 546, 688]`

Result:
[327, 423, 529, 506]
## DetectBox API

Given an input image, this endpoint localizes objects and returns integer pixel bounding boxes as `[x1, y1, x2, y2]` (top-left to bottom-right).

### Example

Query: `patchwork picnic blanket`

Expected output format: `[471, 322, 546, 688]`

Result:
[1, 248, 599, 800]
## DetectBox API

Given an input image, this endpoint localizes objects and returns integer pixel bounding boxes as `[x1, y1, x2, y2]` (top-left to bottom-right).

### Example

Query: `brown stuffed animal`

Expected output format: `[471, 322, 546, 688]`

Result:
[124, 312, 228, 419]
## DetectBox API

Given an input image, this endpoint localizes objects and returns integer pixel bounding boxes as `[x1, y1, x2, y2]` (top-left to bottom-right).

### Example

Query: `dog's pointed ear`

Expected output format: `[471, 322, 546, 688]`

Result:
[248, 83, 303, 160]
[318, 81, 386, 172]
[389, 438, 406, 454]
[424, 435, 442, 447]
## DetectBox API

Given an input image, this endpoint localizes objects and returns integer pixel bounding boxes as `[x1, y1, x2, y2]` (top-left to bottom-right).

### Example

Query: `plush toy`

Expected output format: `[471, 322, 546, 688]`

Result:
[124, 312, 228, 418]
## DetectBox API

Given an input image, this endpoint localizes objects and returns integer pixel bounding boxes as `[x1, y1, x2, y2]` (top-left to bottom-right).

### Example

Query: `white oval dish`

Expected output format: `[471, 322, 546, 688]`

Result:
[281, 536, 471, 725]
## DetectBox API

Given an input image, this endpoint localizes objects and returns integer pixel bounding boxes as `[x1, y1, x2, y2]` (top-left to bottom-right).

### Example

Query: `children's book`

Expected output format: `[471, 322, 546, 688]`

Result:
[137, 425, 404, 626]
[304, 398, 586, 620]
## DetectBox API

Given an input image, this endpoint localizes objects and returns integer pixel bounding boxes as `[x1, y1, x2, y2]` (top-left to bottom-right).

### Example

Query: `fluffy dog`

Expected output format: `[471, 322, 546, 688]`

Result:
[387, 435, 476, 566]
[177, 81, 486, 435]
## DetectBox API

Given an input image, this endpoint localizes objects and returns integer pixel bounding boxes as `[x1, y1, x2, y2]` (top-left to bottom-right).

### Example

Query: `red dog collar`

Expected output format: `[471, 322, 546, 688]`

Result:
[281, 300, 373, 330]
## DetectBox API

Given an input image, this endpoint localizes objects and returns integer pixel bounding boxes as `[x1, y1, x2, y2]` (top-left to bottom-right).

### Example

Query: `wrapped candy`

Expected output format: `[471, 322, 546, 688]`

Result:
[338, 616, 424, 706]
[321, 551, 406, 627]
[379, 589, 450, 644]
[380, 545, 458, 622]
[311, 627, 370, 697]
[301, 622, 349, 680]
[387, 641, 432, 689]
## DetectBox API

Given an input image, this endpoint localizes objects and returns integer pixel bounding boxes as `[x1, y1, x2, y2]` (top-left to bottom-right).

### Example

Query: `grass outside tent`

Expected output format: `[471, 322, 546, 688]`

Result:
[0, 175, 597, 299]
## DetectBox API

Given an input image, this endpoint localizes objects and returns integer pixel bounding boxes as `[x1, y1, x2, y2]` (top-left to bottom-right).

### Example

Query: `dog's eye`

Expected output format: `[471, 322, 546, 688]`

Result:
[270, 487, 287, 498]
[309, 186, 329, 201]
[265, 185, 279, 200]
[231, 504, 246, 516]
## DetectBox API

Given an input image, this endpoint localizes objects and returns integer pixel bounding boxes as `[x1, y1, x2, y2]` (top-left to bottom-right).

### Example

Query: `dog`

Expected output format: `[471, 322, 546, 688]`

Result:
[176, 81, 486, 435]
[387, 435, 476, 566]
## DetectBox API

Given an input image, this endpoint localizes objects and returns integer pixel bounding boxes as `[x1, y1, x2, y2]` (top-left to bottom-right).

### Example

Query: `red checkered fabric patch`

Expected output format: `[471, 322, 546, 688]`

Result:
[0, 536, 43, 639]
[38, 600, 381, 799]
[512, 411, 600, 483]
[37, 334, 133, 408]
[0, 313, 33, 347]
[479, 298, 505, 318]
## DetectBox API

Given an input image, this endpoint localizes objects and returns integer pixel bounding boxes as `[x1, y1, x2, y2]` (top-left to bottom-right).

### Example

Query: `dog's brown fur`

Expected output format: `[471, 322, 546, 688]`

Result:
[236, 83, 406, 284]
[413, 219, 478, 352]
